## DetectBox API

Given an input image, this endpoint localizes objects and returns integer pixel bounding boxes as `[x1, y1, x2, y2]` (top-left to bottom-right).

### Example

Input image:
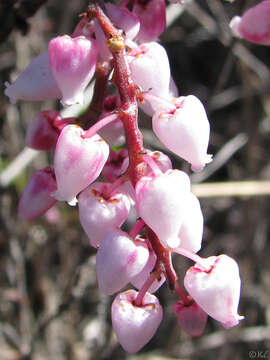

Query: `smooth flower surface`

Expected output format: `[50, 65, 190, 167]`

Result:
[52, 125, 109, 205]
[4, 51, 61, 103]
[230, 1, 270, 45]
[49, 35, 98, 106]
[111, 289, 163, 353]
[173, 298, 208, 337]
[184, 255, 244, 328]
[135, 169, 191, 248]
[18, 167, 57, 221]
[78, 182, 131, 248]
[153, 95, 212, 171]
[96, 228, 149, 294]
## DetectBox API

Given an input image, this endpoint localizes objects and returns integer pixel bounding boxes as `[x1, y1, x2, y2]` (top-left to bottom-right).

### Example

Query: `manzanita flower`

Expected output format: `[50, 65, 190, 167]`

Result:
[96, 228, 149, 295]
[49, 35, 98, 106]
[152, 95, 212, 171]
[177, 192, 204, 253]
[25, 110, 62, 151]
[4, 51, 61, 104]
[230, 0, 270, 46]
[18, 167, 57, 221]
[52, 124, 109, 205]
[131, 0, 166, 43]
[184, 255, 244, 328]
[145, 149, 172, 176]
[135, 169, 191, 248]
[128, 42, 171, 116]
[111, 289, 163, 353]
[78, 182, 131, 248]
[173, 297, 208, 337]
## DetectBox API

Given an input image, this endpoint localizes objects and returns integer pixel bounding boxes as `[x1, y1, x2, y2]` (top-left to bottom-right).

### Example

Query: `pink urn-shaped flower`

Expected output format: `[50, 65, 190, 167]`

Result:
[96, 228, 149, 295]
[25, 110, 62, 151]
[111, 289, 163, 353]
[4, 51, 61, 104]
[153, 95, 212, 171]
[135, 169, 191, 248]
[49, 35, 98, 106]
[52, 125, 109, 205]
[173, 298, 208, 337]
[18, 167, 57, 221]
[230, 1, 270, 46]
[184, 255, 244, 328]
[78, 182, 131, 248]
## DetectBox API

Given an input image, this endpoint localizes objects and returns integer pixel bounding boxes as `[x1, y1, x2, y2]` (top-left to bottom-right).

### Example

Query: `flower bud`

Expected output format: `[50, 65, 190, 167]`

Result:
[49, 35, 98, 106]
[4, 51, 61, 104]
[173, 298, 208, 337]
[25, 110, 61, 151]
[135, 169, 191, 248]
[111, 289, 163, 353]
[230, 1, 270, 46]
[184, 255, 244, 328]
[132, 0, 166, 42]
[52, 125, 109, 205]
[153, 95, 212, 171]
[18, 167, 57, 221]
[96, 228, 149, 295]
[78, 182, 131, 248]
[102, 149, 129, 183]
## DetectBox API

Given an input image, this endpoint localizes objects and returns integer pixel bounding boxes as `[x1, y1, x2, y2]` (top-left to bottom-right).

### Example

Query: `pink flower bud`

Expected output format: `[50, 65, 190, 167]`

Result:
[25, 110, 61, 151]
[78, 182, 131, 248]
[49, 35, 98, 106]
[177, 193, 204, 253]
[18, 167, 57, 221]
[131, 243, 165, 293]
[173, 298, 208, 337]
[145, 150, 172, 176]
[102, 149, 129, 182]
[184, 255, 244, 328]
[128, 42, 171, 116]
[153, 95, 212, 172]
[132, 0, 166, 42]
[4, 51, 61, 104]
[98, 119, 125, 147]
[111, 289, 163, 353]
[135, 169, 191, 248]
[230, 1, 270, 46]
[96, 228, 149, 295]
[52, 125, 109, 205]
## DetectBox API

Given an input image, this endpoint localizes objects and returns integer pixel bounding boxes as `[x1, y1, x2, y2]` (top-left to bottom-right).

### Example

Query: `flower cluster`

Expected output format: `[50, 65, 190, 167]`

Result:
[5, 0, 254, 354]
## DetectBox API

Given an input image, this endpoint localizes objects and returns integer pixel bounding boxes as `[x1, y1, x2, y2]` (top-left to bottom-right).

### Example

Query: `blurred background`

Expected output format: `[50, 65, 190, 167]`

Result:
[0, 0, 269, 359]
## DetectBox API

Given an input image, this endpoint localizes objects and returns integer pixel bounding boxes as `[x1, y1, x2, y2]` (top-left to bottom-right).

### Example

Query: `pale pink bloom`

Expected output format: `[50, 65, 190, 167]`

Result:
[52, 125, 109, 205]
[230, 1, 270, 46]
[102, 149, 129, 182]
[4, 51, 61, 104]
[93, 19, 112, 61]
[49, 35, 98, 106]
[153, 95, 212, 172]
[173, 298, 208, 337]
[18, 167, 57, 221]
[71, 16, 95, 38]
[184, 255, 244, 328]
[177, 193, 204, 253]
[78, 182, 131, 248]
[128, 42, 171, 116]
[96, 228, 149, 295]
[131, 243, 165, 293]
[111, 289, 163, 353]
[135, 169, 191, 248]
[25, 110, 61, 151]
[44, 206, 60, 224]
[132, 0, 166, 43]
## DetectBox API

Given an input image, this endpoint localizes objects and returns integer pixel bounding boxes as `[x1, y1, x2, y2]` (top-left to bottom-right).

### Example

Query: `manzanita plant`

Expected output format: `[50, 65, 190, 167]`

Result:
[6, 0, 269, 354]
